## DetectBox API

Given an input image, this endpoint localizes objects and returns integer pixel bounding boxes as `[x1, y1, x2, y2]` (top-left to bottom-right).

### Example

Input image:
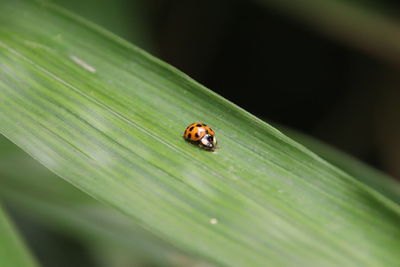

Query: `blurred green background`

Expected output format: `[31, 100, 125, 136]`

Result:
[2, 0, 400, 266]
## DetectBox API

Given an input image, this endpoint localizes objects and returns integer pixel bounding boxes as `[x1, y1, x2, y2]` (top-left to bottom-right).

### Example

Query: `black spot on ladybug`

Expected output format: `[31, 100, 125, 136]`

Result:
[206, 130, 209, 134]
[196, 124, 202, 127]
[195, 133, 200, 138]
[189, 126, 194, 131]
[188, 133, 192, 139]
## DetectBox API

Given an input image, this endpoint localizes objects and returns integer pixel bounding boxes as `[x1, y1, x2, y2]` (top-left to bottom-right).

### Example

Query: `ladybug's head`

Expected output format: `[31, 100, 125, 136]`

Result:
[200, 134, 217, 150]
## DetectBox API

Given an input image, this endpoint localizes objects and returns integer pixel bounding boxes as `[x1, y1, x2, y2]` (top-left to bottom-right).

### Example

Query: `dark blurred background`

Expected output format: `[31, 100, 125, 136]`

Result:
[54, 0, 400, 180]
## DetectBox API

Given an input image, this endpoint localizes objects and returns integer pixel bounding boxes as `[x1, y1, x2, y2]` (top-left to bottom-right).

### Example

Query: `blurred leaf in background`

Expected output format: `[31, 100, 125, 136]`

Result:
[0, 204, 38, 267]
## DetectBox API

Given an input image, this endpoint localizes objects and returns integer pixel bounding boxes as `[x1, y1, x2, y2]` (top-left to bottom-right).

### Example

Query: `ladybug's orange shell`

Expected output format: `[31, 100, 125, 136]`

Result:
[184, 123, 215, 142]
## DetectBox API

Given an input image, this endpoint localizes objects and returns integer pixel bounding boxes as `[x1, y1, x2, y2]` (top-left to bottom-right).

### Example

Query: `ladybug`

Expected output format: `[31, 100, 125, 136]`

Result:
[183, 123, 217, 150]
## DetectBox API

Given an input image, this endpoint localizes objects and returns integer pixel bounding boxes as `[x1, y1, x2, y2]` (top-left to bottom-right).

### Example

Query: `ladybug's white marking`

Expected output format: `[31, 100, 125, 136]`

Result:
[70, 55, 96, 73]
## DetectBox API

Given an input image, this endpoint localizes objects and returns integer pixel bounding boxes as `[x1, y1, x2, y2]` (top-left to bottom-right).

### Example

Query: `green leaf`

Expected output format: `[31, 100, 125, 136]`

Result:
[281, 126, 400, 206]
[0, 205, 38, 267]
[0, 0, 400, 266]
[0, 135, 204, 267]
